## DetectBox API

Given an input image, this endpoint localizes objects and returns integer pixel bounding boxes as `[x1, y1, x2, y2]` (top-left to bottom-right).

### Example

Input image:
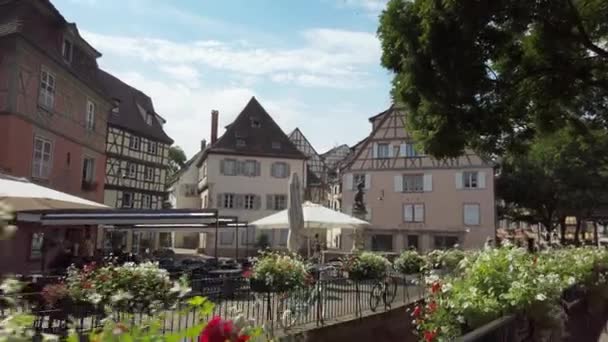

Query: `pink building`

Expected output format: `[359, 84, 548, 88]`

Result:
[341, 105, 495, 252]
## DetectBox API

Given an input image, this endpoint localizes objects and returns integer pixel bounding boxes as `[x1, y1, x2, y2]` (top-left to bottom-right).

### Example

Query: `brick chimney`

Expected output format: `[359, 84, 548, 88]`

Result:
[200, 139, 207, 151]
[211, 110, 219, 144]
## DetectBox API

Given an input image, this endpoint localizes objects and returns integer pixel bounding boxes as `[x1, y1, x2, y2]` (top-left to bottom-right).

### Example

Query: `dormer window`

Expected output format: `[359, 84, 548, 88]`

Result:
[236, 139, 246, 147]
[250, 117, 261, 128]
[272, 141, 281, 150]
[111, 99, 120, 114]
[146, 113, 153, 125]
[62, 38, 73, 64]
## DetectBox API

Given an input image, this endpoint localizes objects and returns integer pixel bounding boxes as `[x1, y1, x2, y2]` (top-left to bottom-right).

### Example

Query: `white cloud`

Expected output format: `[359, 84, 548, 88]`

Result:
[158, 64, 200, 88]
[82, 27, 380, 89]
[340, 0, 389, 13]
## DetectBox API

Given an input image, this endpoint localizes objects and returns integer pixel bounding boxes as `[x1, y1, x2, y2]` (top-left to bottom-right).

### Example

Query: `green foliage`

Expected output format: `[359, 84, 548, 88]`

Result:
[394, 250, 425, 274]
[255, 234, 271, 250]
[378, 0, 608, 158]
[251, 251, 309, 291]
[0, 203, 16, 240]
[343, 252, 391, 280]
[167, 145, 187, 180]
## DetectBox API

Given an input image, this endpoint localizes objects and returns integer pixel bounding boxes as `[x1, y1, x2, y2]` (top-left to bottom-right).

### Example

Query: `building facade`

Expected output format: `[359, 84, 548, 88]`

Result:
[0, 0, 111, 203]
[341, 105, 495, 252]
[197, 97, 307, 257]
[323, 144, 354, 212]
[288, 128, 327, 204]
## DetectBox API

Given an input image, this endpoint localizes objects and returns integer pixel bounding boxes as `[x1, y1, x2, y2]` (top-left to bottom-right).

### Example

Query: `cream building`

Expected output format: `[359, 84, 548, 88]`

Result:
[341, 105, 495, 252]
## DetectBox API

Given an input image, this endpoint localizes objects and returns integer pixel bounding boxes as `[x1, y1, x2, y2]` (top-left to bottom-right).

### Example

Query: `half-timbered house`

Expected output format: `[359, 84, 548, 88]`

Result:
[341, 105, 495, 252]
[288, 128, 327, 204]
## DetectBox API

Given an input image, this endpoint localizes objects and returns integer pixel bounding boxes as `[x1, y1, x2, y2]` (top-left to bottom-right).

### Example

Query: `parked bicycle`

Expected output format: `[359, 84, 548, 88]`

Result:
[277, 280, 325, 329]
[369, 275, 397, 312]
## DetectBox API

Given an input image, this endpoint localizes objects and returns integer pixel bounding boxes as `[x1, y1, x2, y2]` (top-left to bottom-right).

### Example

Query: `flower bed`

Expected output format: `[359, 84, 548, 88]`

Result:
[343, 252, 391, 281]
[249, 251, 309, 292]
[411, 245, 608, 341]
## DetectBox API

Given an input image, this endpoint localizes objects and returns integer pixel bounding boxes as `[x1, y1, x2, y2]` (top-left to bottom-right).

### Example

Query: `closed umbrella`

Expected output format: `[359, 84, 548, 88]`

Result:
[287, 172, 304, 253]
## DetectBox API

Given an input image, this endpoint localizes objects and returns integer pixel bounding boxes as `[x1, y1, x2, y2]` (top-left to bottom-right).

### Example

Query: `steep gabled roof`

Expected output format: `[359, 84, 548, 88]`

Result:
[208, 97, 306, 160]
[98, 70, 173, 144]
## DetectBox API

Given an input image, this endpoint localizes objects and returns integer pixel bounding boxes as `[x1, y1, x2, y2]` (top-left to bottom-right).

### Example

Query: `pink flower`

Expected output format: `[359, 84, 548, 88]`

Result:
[424, 329, 438, 342]
[412, 305, 422, 318]
[199, 316, 250, 342]
[427, 300, 437, 313]
[431, 281, 441, 294]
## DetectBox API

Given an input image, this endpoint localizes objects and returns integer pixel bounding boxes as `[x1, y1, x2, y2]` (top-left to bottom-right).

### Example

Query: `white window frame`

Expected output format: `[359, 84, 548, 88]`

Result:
[142, 194, 151, 209]
[147, 141, 157, 154]
[32, 136, 52, 179]
[129, 136, 140, 150]
[223, 194, 235, 209]
[39, 68, 56, 109]
[377, 143, 390, 158]
[223, 159, 237, 176]
[127, 163, 137, 178]
[244, 160, 256, 176]
[274, 194, 287, 210]
[404, 203, 424, 223]
[272, 162, 288, 178]
[85, 100, 95, 131]
[403, 174, 424, 193]
[463, 171, 479, 189]
[464, 203, 480, 225]
[244, 194, 255, 210]
[82, 156, 95, 183]
[144, 166, 154, 181]
[122, 192, 134, 208]
[353, 173, 366, 190]
[62, 38, 73, 63]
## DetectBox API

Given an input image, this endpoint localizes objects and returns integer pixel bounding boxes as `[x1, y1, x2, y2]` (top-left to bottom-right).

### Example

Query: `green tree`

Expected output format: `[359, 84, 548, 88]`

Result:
[378, 0, 608, 158]
[168, 145, 187, 178]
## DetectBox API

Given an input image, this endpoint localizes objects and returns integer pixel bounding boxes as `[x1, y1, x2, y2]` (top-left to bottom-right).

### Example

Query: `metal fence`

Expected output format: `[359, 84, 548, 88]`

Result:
[0, 275, 424, 336]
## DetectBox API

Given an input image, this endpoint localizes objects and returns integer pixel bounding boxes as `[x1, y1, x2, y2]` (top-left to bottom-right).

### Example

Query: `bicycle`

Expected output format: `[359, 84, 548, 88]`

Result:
[369, 275, 397, 312]
[277, 281, 325, 329]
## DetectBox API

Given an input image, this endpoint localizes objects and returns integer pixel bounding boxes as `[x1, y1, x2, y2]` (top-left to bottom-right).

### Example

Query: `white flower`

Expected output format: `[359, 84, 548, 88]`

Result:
[110, 291, 133, 303]
[0, 279, 22, 294]
[170, 282, 192, 298]
[89, 293, 103, 304]
[535, 293, 547, 301]
[567, 276, 576, 286]
[442, 282, 453, 293]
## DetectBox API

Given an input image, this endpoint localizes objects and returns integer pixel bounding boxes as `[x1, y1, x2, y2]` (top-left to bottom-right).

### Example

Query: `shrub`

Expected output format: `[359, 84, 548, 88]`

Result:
[343, 252, 391, 280]
[250, 251, 309, 292]
[441, 249, 466, 273]
[394, 250, 425, 275]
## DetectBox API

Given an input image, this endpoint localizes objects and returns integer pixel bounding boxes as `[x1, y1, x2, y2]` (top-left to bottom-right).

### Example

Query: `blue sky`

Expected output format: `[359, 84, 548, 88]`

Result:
[54, 0, 393, 157]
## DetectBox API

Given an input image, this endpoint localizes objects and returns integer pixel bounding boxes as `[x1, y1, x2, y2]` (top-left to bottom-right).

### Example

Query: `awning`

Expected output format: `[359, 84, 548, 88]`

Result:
[251, 201, 369, 230]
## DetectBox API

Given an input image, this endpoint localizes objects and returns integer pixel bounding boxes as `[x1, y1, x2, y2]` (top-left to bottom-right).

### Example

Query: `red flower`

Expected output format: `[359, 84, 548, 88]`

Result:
[424, 329, 437, 342]
[412, 305, 422, 318]
[82, 281, 92, 289]
[83, 262, 97, 273]
[199, 316, 250, 342]
[242, 270, 252, 278]
[431, 281, 441, 294]
[427, 300, 437, 313]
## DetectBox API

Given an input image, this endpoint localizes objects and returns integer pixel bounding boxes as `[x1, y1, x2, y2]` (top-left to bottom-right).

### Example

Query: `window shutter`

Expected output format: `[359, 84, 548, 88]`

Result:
[414, 204, 424, 222]
[266, 195, 274, 210]
[255, 161, 261, 176]
[235, 194, 244, 209]
[372, 143, 378, 159]
[388, 145, 394, 158]
[423, 174, 433, 192]
[270, 163, 276, 178]
[285, 163, 290, 178]
[365, 174, 371, 190]
[345, 174, 353, 191]
[478, 171, 486, 188]
[236, 161, 244, 176]
[220, 160, 225, 175]
[455, 172, 463, 189]
[404, 204, 413, 222]
[217, 193, 223, 208]
[394, 175, 403, 192]
[400, 143, 407, 157]
[254, 195, 261, 210]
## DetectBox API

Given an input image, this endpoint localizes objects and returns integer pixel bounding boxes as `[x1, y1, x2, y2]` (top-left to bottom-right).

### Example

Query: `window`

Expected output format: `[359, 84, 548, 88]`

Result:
[220, 231, 234, 245]
[32, 136, 52, 179]
[129, 136, 140, 150]
[122, 192, 133, 208]
[251, 118, 261, 128]
[62, 39, 73, 63]
[463, 171, 478, 189]
[274, 194, 287, 210]
[39, 69, 55, 109]
[222, 159, 237, 176]
[353, 173, 366, 190]
[82, 157, 95, 183]
[147, 141, 157, 154]
[112, 99, 120, 114]
[236, 139, 246, 147]
[464, 204, 480, 225]
[142, 194, 151, 208]
[404, 203, 424, 223]
[407, 235, 419, 250]
[279, 229, 289, 246]
[434, 236, 459, 250]
[402, 143, 418, 157]
[241, 228, 256, 245]
[146, 113, 153, 126]
[29, 233, 44, 260]
[183, 184, 197, 197]
[244, 195, 255, 210]
[145, 166, 154, 181]
[371, 234, 393, 252]
[202, 194, 208, 208]
[271, 162, 288, 178]
[403, 175, 424, 192]
[377, 143, 390, 158]
[126, 163, 137, 178]
[272, 141, 281, 150]
[243, 160, 257, 176]
[223, 194, 235, 209]
[85, 100, 95, 131]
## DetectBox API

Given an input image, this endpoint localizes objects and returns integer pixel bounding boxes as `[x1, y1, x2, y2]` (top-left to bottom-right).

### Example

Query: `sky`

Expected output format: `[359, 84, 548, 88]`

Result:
[54, 0, 393, 158]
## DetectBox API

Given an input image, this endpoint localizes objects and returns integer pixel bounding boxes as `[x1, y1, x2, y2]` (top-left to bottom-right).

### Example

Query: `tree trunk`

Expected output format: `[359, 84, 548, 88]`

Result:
[560, 217, 567, 244]
[574, 217, 582, 245]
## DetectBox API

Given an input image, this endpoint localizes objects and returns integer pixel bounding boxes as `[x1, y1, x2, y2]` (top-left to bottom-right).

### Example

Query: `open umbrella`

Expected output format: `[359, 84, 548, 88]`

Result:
[287, 172, 304, 253]
[0, 173, 106, 211]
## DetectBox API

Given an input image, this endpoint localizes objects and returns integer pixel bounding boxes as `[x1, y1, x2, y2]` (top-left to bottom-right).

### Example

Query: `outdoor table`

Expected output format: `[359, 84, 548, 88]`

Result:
[207, 269, 243, 299]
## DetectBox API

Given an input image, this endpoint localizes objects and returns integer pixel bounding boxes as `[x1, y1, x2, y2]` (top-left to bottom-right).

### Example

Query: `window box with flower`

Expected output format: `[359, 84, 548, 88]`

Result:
[249, 251, 309, 293]
[342, 252, 391, 281]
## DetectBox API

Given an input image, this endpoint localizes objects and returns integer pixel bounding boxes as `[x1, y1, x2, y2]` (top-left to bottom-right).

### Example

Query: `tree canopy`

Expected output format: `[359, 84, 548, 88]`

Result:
[378, 0, 608, 158]
[168, 145, 187, 177]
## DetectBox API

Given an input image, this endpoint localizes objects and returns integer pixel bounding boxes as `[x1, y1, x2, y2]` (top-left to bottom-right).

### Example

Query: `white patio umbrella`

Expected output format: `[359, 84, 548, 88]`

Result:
[251, 201, 370, 230]
[0, 174, 107, 211]
[287, 173, 304, 252]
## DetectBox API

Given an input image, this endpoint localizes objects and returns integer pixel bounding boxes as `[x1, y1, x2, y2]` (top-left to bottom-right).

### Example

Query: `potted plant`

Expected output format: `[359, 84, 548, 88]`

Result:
[343, 252, 391, 281]
[249, 251, 308, 293]
[394, 250, 425, 283]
